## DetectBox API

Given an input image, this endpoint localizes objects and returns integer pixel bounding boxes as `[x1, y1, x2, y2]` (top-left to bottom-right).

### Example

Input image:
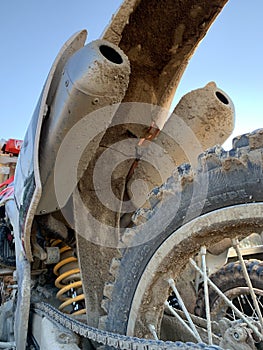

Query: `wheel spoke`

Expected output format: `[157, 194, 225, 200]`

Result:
[167, 278, 202, 343]
[164, 301, 202, 342]
[148, 324, 159, 340]
[236, 295, 245, 315]
[200, 246, 213, 345]
[232, 238, 263, 329]
[244, 294, 256, 318]
[189, 258, 263, 340]
[258, 297, 263, 311]
[229, 308, 236, 321]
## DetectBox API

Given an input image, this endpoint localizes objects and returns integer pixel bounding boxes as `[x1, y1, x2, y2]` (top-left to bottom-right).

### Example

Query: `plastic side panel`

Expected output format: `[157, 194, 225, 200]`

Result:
[9, 30, 87, 350]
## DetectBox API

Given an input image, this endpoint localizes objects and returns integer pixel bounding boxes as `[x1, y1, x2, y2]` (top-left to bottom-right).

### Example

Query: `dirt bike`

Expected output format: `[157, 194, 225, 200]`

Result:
[1, 1, 263, 350]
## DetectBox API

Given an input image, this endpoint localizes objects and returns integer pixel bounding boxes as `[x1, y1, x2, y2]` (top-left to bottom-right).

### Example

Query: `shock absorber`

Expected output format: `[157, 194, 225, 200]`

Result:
[51, 239, 86, 315]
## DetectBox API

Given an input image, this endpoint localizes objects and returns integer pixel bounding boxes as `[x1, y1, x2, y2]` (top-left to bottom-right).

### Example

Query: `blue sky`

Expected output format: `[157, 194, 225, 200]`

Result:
[1, 1, 262, 149]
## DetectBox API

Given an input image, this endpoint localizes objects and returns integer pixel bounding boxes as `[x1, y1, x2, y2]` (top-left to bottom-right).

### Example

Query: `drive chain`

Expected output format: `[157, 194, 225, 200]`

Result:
[33, 302, 222, 350]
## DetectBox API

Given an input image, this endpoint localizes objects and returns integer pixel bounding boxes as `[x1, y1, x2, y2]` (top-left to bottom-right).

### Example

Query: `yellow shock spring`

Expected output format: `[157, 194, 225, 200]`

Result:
[51, 239, 86, 315]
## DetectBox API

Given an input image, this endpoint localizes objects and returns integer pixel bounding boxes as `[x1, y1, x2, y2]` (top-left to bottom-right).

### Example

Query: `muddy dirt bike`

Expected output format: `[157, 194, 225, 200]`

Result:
[1, 1, 263, 349]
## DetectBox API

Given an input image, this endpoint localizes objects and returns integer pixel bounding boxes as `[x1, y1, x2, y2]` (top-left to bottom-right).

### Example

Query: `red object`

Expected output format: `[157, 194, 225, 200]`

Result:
[5, 139, 23, 155]
[0, 176, 14, 189]
[0, 186, 14, 200]
[0, 176, 14, 201]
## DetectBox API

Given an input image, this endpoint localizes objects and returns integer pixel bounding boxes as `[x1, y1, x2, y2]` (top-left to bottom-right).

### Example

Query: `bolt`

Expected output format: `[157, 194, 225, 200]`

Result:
[233, 332, 240, 340]
[58, 332, 72, 344]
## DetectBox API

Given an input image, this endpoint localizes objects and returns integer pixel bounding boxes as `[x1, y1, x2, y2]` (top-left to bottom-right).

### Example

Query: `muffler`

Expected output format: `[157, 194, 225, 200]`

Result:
[37, 39, 130, 214]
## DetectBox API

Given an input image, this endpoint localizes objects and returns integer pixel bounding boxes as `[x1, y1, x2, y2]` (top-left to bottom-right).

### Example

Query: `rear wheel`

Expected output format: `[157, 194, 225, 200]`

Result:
[100, 129, 263, 347]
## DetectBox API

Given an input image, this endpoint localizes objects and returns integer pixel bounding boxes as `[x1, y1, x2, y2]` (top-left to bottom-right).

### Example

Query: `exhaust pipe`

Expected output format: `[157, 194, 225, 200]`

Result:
[126, 83, 235, 208]
[37, 39, 130, 214]
[172, 81, 235, 153]
[154, 81, 235, 170]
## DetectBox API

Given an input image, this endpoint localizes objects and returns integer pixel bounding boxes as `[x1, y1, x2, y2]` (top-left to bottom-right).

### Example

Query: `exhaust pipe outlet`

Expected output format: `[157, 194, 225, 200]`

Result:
[37, 39, 130, 214]
[157, 82, 235, 168]
[126, 83, 235, 209]
[153, 82, 235, 170]
[173, 81, 235, 152]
